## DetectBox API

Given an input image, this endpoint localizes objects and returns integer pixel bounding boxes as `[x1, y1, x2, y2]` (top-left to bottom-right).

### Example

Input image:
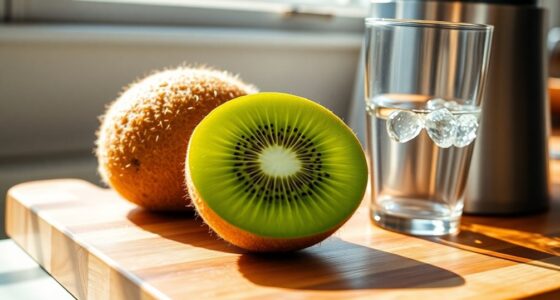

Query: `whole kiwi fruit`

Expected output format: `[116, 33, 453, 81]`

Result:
[186, 93, 368, 251]
[96, 67, 257, 211]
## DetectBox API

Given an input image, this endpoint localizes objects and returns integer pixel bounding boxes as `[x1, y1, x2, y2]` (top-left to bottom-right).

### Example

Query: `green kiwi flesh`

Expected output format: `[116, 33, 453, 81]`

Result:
[187, 92, 368, 239]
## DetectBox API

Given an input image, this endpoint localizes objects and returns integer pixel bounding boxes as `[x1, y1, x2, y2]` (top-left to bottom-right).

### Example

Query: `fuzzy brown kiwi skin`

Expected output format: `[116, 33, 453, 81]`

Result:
[185, 167, 349, 252]
[96, 67, 257, 211]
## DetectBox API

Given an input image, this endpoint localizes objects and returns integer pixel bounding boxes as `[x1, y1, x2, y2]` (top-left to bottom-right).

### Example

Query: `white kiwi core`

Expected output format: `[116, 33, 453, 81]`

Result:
[258, 145, 301, 177]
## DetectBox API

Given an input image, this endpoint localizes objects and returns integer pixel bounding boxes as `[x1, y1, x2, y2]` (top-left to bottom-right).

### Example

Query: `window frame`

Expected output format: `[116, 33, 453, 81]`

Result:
[7, 0, 367, 32]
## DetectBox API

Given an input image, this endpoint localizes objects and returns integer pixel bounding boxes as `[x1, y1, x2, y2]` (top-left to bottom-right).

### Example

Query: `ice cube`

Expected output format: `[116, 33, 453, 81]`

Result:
[444, 100, 460, 110]
[386, 110, 423, 143]
[426, 98, 446, 110]
[425, 108, 457, 148]
[454, 114, 479, 147]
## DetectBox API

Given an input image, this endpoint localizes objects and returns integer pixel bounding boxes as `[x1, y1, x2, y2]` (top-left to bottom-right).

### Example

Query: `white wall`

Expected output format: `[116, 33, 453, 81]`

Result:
[0, 25, 361, 157]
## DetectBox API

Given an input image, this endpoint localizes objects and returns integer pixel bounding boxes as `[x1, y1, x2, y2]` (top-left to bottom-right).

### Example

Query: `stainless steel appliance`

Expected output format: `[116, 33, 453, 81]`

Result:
[364, 0, 550, 214]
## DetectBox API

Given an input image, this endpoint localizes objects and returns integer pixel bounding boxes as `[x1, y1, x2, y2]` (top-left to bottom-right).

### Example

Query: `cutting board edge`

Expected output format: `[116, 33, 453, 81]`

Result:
[4, 179, 166, 300]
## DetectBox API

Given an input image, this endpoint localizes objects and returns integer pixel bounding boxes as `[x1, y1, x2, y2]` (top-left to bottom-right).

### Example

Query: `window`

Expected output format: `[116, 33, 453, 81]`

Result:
[7, 0, 368, 32]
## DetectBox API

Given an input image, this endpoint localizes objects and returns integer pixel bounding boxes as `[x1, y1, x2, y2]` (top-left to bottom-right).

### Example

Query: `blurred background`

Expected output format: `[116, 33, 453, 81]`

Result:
[1, 0, 559, 238]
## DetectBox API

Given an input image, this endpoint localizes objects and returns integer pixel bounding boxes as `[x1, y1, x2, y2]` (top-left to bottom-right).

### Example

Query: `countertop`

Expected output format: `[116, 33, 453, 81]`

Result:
[0, 239, 73, 300]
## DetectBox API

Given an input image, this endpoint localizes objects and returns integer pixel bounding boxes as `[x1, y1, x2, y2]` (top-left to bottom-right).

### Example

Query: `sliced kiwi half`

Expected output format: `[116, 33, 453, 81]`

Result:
[186, 92, 367, 251]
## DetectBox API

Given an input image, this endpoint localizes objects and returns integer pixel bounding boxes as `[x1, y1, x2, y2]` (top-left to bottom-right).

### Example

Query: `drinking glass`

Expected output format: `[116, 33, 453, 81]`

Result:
[365, 19, 493, 235]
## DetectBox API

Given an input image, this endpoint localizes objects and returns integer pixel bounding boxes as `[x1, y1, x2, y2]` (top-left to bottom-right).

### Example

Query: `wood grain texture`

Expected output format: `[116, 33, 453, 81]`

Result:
[5, 163, 560, 299]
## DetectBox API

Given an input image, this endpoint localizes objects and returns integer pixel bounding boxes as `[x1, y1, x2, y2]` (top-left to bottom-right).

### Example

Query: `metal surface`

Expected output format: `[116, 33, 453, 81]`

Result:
[370, 0, 550, 214]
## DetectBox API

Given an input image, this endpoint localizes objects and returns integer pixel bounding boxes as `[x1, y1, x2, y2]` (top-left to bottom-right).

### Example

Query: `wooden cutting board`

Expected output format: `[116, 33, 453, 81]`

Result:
[5, 176, 560, 299]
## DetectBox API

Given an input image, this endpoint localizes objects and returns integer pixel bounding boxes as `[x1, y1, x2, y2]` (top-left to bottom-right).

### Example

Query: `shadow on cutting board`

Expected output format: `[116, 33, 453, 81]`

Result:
[126, 207, 245, 254]
[425, 194, 560, 272]
[237, 237, 465, 290]
[127, 209, 464, 290]
[426, 225, 560, 272]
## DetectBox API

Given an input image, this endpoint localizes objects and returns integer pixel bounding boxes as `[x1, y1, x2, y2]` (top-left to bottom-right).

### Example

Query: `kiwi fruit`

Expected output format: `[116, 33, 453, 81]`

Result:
[96, 67, 257, 211]
[186, 92, 368, 252]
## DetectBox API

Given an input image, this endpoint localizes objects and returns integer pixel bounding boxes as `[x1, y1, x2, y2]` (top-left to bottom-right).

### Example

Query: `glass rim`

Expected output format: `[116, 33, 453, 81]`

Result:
[365, 18, 493, 32]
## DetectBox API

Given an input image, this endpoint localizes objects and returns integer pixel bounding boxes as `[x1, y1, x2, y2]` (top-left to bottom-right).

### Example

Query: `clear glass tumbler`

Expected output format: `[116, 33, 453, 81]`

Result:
[365, 19, 493, 235]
